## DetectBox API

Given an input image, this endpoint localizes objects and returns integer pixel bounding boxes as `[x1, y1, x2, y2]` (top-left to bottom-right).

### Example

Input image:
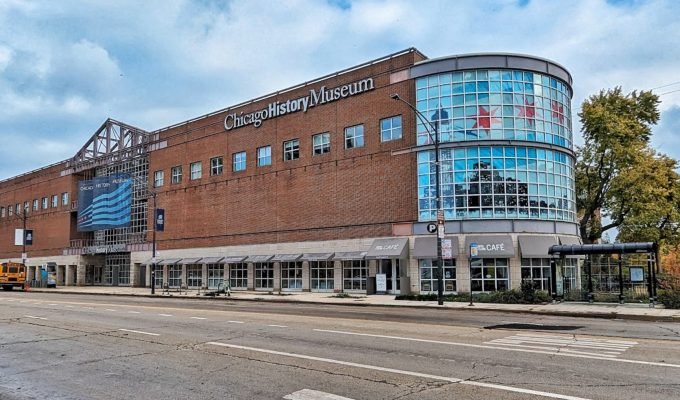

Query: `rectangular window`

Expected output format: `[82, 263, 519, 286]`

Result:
[470, 258, 509, 292]
[207, 264, 224, 290]
[229, 263, 248, 289]
[257, 146, 272, 167]
[342, 260, 367, 292]
[171, 166, 182, 184]
[186, 264, 202, 288]
[280, 261, 303, 290]
[310, 260, 335, 292]
[190, 161, 202, 180]
[61, 192, 69, 206]
[210, 157, 223, 176]
[419, 259, 456, 293]
[283, 139, 300, 161]
[312, 132, 331, 155]
[42, 197, 48, 209]
[51, 195, 58, 208]
[8, 205, 13, 216]
[254, 262, 274, 289]
[233, 151, 246, 172]
[24, 201, 30, 213]
[0, 207, 4, 218]
[33, 199, 38, 211]
[381, 115, 403, 142]
[154, 170, 164, 187]
[15, 203, 20, 214]
[168, 265, 182, 288]
[344, 124, 364, 149]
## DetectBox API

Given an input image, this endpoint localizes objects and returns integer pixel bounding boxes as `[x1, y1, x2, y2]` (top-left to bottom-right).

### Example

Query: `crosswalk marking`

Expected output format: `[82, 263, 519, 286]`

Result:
[284, 389, 356, 400]
[485, 334, 637, 358]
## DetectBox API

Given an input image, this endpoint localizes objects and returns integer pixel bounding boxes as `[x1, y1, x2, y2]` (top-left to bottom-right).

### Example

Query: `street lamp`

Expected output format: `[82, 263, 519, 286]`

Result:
[151, 191, 157, 295]
[391, 93, 448, 305]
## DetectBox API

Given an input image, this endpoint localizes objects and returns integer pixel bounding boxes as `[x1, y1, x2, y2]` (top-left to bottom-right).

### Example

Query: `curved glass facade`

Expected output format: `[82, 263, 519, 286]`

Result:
[415, 67, 575, 223]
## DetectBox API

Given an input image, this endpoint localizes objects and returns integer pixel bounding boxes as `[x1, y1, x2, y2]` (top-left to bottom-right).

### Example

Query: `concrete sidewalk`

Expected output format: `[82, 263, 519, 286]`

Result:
[24, 286, 680, 322]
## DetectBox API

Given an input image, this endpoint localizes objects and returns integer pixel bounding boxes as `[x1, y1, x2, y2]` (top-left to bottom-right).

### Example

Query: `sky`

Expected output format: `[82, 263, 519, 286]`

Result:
[1, 0, 679, 181]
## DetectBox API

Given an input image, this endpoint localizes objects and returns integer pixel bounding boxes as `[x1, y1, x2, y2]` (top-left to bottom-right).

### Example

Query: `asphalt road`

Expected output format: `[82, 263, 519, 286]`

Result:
[1, 292, 679, 400]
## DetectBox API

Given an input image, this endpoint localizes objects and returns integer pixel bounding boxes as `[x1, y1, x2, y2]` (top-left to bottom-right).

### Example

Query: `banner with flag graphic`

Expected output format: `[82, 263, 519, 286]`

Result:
[77, 174, 132, 232]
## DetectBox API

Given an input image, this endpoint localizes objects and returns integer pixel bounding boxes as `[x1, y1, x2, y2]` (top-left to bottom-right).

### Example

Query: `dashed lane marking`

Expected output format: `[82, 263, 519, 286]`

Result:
[190, 317, 207, 320]
[207, 342, 590, 400]
[118, 328, 160, 336]
[228, 320, 244, 324]
[24, 315, 47, 320]
[128, 311, 141, 314]
[158, 314, 173, 317]
[268, 324, 288, 328]
[105, 309, 117, 312]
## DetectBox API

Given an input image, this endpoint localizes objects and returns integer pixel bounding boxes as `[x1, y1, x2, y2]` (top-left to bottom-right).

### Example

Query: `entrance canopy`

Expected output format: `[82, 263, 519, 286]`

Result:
[366, 238, 409, 260]
[413, 236, 459, 258]
[549, 242, 657, 256]
[518, 235, 557, 258]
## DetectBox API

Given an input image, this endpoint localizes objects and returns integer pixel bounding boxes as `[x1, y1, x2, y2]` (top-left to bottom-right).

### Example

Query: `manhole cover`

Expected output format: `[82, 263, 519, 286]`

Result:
[484, 323, 583, 331]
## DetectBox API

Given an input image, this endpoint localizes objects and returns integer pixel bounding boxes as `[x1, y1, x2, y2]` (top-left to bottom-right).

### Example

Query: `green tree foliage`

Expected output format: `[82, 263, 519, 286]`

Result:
[575, 87, 676, 244]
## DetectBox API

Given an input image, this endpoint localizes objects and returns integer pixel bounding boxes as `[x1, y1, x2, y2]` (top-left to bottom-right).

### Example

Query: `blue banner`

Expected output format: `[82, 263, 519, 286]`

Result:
[77, 174, 132, 231]
[155, 208, 165, 232]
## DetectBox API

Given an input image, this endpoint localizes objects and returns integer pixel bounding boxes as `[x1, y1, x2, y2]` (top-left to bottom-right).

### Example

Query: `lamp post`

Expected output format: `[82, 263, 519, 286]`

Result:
[391, 93, 448, 305]
[151, 192, 157, 295]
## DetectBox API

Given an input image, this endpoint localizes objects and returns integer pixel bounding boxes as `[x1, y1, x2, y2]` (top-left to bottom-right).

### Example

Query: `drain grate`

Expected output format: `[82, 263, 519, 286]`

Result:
[484, 323, 583, 331]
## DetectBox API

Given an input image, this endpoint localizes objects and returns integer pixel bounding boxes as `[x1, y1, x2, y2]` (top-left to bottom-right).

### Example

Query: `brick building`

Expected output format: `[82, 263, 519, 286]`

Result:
[0, 48, 581, 295]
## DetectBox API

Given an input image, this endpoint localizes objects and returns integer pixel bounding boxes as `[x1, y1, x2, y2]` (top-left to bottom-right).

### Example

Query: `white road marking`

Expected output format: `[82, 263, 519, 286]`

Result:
[313, 329, 680, 369]
[485, 334, 636, 358]
[284, 389, 355, 400]
[228, 320, 244, 324]
[158, 314, 173, 317]
[105, 309, 117, 312]
[24, 315, 47, 320]
[207, 342, 590, 400]
[191, 317, 207, 320]
[64, 305, 74, 308]
[268, 324, 288, 328]
[48, 303, 58, 306]
[128, 311, 141, 314]
[118, 328, 160, 336]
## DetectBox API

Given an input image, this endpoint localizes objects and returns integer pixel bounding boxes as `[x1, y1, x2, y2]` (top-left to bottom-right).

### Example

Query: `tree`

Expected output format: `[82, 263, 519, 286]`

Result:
[576, 87, 662, 244]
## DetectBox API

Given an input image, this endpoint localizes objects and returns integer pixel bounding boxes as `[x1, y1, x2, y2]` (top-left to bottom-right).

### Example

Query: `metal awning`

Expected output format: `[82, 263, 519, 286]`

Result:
[222, 256, 246, 264]
[559, 236, 582, 246]
[464, 235, 514, 257]
[412, 237, 459, 258]
[302, 253, 335, 261]
[271, 254, 303, 262]
[144, 259, 155, 265]
[179, 258, 202, 265]
[158, 258, 181, 265]
[245, 255, 274, 263]
[518, 235, 558, 258]
[366, 238, 409, 259]
[332, 251, 367, 261]
[201, 257, 225, 264]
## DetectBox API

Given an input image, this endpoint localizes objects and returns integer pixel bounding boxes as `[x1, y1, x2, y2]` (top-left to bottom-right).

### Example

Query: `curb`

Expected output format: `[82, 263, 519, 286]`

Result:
[24, 289, 680, 323]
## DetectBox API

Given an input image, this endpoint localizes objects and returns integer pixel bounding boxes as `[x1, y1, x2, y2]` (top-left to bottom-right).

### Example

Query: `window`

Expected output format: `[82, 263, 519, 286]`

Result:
[42, 197, 48, 209]
[381, 115, 402, 142]
[154, 267, 164, 289]
[233, 151, 246, 172]
[419, 259, 456, 293]
[470, 258, 509, 292]
[229, 263, 248, 289]
[32, 199, 38, 211]
[521, 258, 552, 291]
[190, 161, 202, 180]
[257, 146, 272, 167]
[51, 195, 58, 208]
[280, 261, 303, 290]
[168, 265, 182, 288]
[283, 139, 300, 161]
[154, 170, 164, 187]
[310, 260, 334, 291]
[171, 166, 182, 184]
[0, 207, 4, 218]
[254, 262, 274, 289]
[61, 192, 69, 206]
[342, 260, 367, 291]
[210, 157, 223, 176]
[16, 203, 20, 214]
[312, 132, 331, 155]
[344, 124, 364, 149]
[187, 265, 202, 288]
[207, 264, 224, 290]
[8, 205, 13, 216]
[24, 201, 30, 213]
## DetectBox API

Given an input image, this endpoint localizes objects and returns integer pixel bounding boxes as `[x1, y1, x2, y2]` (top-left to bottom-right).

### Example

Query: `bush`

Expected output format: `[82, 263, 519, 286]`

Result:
[658, 290, 680, 309]
[395, 283, 551, 304]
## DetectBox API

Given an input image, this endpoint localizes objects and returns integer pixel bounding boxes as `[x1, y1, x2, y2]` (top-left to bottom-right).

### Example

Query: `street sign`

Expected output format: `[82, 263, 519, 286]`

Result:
[470, 242, 478, 258]
[436, 209, 444, 225]
[426, 223, 437, 233]
[442, 239, 452, 258]
[437, 224, 445, 239]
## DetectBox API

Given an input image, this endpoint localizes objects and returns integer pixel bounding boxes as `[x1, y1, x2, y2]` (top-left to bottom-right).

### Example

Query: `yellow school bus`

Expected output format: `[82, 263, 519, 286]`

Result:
[0, 262, 26, 291]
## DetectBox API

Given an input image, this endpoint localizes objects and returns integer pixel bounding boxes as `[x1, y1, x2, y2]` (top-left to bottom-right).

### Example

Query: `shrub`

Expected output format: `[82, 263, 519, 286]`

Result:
[658, 290, 680, 309]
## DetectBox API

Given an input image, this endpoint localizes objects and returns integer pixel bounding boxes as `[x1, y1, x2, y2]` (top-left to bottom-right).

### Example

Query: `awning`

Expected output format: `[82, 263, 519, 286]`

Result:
[201, 257, 225, 264]
[245, 255, 274, 263]
[222, 256, 246, 264]
[271, 254, 303, 262]
[158, 258, 181, 265]
[412, 236, 459, 258]
[366, 238, 409, 259]
[333, 251, 367, 261]
[179, 258, 202, 265]
[464, 235, 514, 257]
[559, 236, 582, 246]
[518, 235, 558, 258]
[301, 253, 335, 261]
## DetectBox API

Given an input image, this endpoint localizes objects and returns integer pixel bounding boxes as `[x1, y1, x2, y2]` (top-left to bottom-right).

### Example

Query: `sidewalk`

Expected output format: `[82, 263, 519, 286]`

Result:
[25, 286, 680, 322]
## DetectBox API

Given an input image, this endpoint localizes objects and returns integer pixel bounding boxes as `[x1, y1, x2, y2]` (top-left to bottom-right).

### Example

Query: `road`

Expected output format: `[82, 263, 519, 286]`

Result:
[1, 292, 679, 400]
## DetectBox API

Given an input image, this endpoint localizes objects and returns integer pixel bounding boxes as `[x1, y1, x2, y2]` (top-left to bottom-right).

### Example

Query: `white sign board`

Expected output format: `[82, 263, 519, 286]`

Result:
[441, 239, 453, 258]
[14, 229, 24, 246]
[376, 273, 387, 293]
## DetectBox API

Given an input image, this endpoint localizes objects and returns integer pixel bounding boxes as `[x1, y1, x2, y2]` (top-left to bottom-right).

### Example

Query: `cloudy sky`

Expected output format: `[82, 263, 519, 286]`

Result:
[1, 0, 679, 180]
